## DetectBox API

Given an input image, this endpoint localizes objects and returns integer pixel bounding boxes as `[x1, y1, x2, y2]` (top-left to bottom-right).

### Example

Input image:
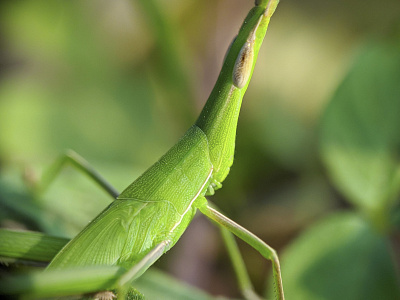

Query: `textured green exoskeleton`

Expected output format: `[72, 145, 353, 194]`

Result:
[38, 1, 284, 299]
[48, 126, 212, 270]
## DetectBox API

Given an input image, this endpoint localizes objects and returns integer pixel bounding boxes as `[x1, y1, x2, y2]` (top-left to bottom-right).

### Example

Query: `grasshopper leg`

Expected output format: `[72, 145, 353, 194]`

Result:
[205, 201, 260, 300]
[198, 203, 284, 300]
[219, 225, 262, 300]
[35, 149, 119, 199]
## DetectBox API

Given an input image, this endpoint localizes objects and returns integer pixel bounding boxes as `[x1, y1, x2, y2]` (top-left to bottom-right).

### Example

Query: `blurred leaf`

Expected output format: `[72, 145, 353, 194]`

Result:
[136, 0, 196, 130]
[320, 40, 400, 222]
[0, 174, 64, 234]
[135, 269, 218, 300]
[0, 0, 175, 167]
[1, 267, 216, 300]
[0, 229, 216, 299]
[279, 212, 400, 300]
[252, 98, 315, 171]
[0, 265, 124, 298]
[0, 229, 68, 263]
[0, 166, 114, 237]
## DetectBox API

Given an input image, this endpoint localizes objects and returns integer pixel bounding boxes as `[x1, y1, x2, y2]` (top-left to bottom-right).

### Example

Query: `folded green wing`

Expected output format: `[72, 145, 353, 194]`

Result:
[48, 125, 213, 270]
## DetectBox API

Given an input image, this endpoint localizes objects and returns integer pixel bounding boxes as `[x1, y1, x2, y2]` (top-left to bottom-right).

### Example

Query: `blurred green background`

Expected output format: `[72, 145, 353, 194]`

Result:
[1, 0, 400, 299]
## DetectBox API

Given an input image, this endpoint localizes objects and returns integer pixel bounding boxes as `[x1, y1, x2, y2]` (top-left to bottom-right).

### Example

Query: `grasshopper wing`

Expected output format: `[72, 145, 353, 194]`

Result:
[48, 125, 213, 270]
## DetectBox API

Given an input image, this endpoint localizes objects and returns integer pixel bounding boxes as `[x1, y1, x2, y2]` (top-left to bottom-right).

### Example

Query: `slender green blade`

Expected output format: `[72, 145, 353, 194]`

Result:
[135, 269, 217, 300]
[0, 229, 68, 262]
[137, 0, 196, 128]
[0, 229, 216, 299]
[0, 265, 124, 298]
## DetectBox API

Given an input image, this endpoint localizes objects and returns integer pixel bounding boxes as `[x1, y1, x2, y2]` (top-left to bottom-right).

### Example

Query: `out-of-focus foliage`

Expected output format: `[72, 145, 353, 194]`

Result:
[281, 213, 399, 300]
[279, 39, 400, 299]
[0, 0, 399, 299]
[320, 41, 400, 226]
[134, 269, 217, 300]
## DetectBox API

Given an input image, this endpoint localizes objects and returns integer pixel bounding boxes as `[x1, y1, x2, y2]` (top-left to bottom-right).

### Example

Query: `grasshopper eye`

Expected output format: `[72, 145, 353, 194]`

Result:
[232, 40, 254, 89]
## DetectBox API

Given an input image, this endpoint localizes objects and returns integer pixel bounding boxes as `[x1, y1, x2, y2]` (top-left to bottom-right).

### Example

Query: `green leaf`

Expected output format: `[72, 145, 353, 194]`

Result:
[0, 229, 68, 263]
[320, 40, 400, 221]
[279, 213, 400, 300]
[0, 265, 124, 298]
[135, 269, 217, 300]
[0, 175, 66, 235]
[0, 230, 216, 299]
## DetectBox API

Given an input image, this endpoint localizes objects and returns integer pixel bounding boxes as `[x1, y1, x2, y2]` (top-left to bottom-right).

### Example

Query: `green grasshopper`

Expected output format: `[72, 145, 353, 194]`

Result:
[1, 0, 284, 299]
